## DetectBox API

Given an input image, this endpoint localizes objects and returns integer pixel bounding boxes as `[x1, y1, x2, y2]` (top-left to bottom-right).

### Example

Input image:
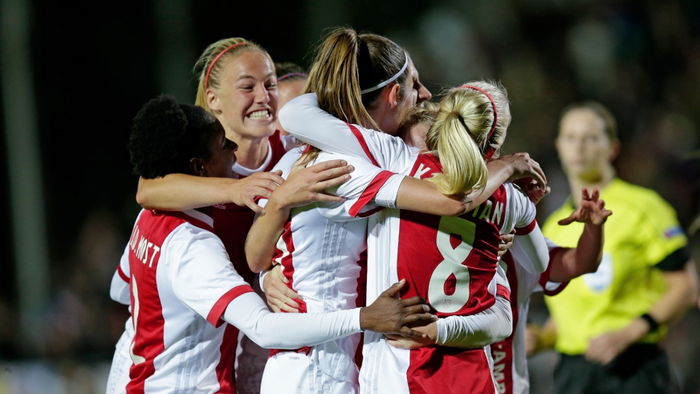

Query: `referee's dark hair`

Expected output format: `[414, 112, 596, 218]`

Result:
[129, 94, 222, 179]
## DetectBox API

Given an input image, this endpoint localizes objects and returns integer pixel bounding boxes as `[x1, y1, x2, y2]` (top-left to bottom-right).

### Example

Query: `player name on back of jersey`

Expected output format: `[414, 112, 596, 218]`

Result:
[128, 224, 161, 268]
[470, 199, 505, 228]
[411, 160, 506, 228]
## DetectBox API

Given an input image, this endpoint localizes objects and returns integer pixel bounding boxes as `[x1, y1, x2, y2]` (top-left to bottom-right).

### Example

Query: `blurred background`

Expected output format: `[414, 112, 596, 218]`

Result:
[0, 0, 698, 392]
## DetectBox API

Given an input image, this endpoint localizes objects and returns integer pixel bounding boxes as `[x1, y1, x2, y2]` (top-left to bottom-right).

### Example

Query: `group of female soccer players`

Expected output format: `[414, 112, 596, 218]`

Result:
[108, 27, 612, 394]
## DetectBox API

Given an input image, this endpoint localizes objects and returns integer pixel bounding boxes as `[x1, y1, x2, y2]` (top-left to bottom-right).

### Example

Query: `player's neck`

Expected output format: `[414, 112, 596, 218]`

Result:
[568, 165, 615, 206]
[232, 136, 269, 169]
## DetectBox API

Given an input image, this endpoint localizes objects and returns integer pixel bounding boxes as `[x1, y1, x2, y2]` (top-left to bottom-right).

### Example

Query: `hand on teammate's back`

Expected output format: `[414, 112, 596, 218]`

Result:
[263, 265, 301, 313]
[267, 159, 354, 211]
[359, 279, 437, 337]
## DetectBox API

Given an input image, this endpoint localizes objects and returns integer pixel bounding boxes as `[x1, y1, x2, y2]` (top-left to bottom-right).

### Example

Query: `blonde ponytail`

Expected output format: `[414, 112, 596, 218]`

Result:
[426, 80, 511, 195]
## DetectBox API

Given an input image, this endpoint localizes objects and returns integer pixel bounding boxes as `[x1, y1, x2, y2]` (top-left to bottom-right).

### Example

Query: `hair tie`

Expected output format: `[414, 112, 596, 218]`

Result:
[277, 72, 308, 82]
[456, 84, 498, 149]
[360, 53, 409, 94]
[205, 42, 249, 89]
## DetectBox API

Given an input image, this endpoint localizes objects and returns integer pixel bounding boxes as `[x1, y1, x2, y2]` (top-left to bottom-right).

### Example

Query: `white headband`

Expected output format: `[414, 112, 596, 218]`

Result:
[360, 54, 409, 94]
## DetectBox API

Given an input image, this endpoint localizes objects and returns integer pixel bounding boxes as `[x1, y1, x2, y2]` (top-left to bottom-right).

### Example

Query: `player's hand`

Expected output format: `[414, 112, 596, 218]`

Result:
[498, 231, 515, 257]
[269, 159, 354, 210]
[263, 265, 301, 313]
[497, 152, 547, 190]
[512, 177, 550, 205]
[386, 322, 438, 349]
[360, 279, 436, 337]
[558, 188, 612, 226]
[229, 171, 285, 213]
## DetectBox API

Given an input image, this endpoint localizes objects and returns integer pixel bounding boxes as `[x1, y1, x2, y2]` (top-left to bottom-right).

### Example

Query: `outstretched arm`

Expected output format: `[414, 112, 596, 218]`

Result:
[549, 188, 612, 282]
[387, 265, 513, 350]
[395, 152, 548, 217]
[137, 171, 284, 213]
[226, 280, 436, 349]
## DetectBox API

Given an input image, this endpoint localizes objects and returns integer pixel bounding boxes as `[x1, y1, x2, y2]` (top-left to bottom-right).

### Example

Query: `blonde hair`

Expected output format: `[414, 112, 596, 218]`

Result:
[193, 37, 273, 111]
[425, 80, 511, 195]
[301, 27, 409, 164]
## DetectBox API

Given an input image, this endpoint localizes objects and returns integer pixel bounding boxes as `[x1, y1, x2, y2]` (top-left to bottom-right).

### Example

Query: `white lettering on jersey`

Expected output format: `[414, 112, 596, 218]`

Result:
[492, 351, 507, 394]
[470, 200, 505, 227]
[129, 225, 161, 268]
[412, 163, 431, 179]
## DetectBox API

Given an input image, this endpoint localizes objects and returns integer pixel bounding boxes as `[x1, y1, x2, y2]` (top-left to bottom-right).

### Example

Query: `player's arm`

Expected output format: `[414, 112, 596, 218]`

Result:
[548, 188, 612, 282]
[245, 159, 353, 273]
[173, 231, 435, 348]
[279, 93, 377, 159]
[387, 265, 513, 350]
[136, 171, 284, 214]
[110, 245, 131, 305]
[395, 153, 548, 217]
[225, 280, 436, 349]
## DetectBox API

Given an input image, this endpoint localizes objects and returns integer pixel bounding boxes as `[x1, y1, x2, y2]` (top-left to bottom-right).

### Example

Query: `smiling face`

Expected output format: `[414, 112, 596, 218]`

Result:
[556, 108, 616, 182]
[207, 51, 278, 141]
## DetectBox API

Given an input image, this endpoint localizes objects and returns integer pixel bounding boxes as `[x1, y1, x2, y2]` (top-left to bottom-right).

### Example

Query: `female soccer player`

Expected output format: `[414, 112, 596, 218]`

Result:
[108, 94, 434, 394]
[279, 77, 551, 393]
[128, 37, 353, 394]
[490, 186, 612, 394]
[248, 28, 546, 394]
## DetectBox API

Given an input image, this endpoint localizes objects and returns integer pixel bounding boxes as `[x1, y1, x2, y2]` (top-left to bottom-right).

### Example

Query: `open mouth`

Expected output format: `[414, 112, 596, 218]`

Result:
[247, 109, 271, 120]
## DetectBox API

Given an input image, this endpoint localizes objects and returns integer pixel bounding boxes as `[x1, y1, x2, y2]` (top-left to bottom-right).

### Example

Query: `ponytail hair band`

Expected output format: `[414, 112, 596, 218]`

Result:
[277, 72, 308, 82]
[360, 53, 409, 95]
[205, 42, 249, 89]
[456, 84, 498, 149]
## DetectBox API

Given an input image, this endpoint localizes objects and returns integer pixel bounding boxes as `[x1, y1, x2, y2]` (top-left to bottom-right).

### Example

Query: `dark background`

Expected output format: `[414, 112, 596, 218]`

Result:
[1, 0, 698, 392]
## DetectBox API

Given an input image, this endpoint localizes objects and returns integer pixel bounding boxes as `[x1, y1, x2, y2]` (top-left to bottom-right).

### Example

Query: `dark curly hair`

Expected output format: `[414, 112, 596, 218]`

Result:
[129, 94, 222, 179]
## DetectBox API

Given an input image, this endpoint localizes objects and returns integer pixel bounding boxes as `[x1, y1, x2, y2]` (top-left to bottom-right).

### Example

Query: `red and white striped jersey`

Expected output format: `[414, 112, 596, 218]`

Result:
[258, 147, 400, 394]
[212, 130, 297, 285]
[281, 94, 548, 394]
[112, 207, 367, 394]
[490, 241, 568, 394]
[118, 209, 253, 394]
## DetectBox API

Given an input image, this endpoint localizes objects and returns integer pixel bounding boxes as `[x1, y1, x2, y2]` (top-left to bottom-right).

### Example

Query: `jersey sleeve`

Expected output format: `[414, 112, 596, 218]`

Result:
[638, 193, 689, 271]
[279, 93, 416, 170]
[435, 265, 513, 348]
[314, 151, 404, 221]
[111, 211, 146, 305]
[167, 225, 254, 327]
[110, 243, 131, 305]
[223, 292, 362, 349]
[535, 238, 570, 295]
[506, 183, 549, 274]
